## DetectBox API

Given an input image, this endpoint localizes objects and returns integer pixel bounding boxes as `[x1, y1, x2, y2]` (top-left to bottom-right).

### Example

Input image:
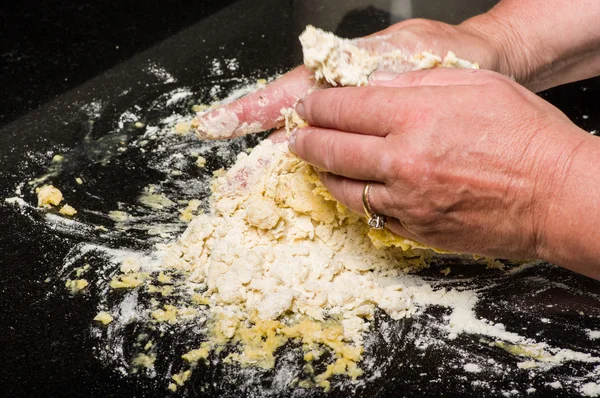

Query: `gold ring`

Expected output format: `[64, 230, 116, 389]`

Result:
[362, 182, 386, 229]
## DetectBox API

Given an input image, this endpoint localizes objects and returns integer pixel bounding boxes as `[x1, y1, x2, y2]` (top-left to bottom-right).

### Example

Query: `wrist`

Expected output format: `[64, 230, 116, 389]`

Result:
[534, 129, 600, 279]
[458, 10, 532, 85]
[462, 0, 600, 92]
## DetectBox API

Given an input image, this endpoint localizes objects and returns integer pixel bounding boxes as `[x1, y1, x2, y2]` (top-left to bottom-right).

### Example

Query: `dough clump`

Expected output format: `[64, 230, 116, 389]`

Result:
[300, 25, 478, 87]
[37, 185, 63, 207]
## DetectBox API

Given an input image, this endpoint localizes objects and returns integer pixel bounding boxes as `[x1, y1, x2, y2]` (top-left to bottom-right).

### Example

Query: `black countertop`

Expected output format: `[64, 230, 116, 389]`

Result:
[1, 1, 599, 397]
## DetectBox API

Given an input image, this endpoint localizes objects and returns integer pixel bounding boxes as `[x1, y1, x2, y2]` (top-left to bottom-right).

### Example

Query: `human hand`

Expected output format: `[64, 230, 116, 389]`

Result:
[194, 18, 506, 140]
[287, 68, 593, 265]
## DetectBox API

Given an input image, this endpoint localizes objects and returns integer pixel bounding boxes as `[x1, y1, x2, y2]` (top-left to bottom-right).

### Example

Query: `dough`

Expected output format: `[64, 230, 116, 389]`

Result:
[37, 185, 63, 207]
[300, 25, 478, 87]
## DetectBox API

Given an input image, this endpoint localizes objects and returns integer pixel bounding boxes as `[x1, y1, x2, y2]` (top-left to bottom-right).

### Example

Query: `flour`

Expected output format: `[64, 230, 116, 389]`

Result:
[145, 63, 177, 83]
[464, 363, 483, 373]
[582, 382, 600, 397]
[166, 88, 193, 106]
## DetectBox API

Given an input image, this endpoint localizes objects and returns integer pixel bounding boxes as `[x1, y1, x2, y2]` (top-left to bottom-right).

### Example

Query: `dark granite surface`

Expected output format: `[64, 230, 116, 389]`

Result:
[0, 0, 239, 126]
[1, 1, 599, 397]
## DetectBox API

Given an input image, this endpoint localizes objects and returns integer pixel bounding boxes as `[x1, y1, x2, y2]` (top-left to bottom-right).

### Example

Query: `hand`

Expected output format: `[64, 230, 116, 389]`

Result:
[288, 68, 595, 267]
[193, 18, 506, 139]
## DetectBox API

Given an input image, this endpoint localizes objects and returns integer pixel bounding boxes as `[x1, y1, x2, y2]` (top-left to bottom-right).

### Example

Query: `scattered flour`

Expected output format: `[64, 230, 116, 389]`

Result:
[146, 63, 176, 83]
[581, 382, 600, 397]
[464, 363, 482, 373]
[166, 88, 193, 106]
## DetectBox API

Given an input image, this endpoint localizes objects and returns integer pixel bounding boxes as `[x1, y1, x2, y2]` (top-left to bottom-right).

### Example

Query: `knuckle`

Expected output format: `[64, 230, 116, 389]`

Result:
[403, 71, 428, 87]
[399, 18, 436, 32]
[388, 90, 421, 130]
[402, 200, 438, 231]
[390, 151, 425, 184]
[476, 69, 513, 88]
[413, 206, 437, 226]
[327, 92, 344, 127]
[321, 132, 338, 172]
[337, 88, 363, 129]
[339, 179, 355, 209]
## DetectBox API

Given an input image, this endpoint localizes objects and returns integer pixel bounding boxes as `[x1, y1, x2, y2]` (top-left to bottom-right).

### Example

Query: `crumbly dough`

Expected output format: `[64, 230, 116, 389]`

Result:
[59, 204, 78, 216]
[196, 155, 207, 168]
[300, 25, 478, 87]
[94, 311, 114, 325]
[156, 140, 431, 385]
[37, 185, 63, 207]
[65, 278, 89, 293]
[280, 26, 479, 133]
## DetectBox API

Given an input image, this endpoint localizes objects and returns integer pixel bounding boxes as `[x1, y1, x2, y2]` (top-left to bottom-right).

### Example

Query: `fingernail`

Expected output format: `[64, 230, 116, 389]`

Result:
[369, 71, 399, 83]
[288, 128, 298, 154]
[295, 101, 306, 119]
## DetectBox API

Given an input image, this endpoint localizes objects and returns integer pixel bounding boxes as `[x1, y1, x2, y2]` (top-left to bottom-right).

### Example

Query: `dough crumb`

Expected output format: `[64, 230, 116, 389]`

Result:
[175, 122, 191, 135]
[59, 204, 78, 216]
[37, 185, 63, 207]
[172, 370, 192, 386]
[180, 199, 202, 222]
[94, 311, 114, 325]
[196, 155, 207, 168]
[65, 279, 89, 293]
[110, 273, 147, 289]
[131, 353, 156, 370]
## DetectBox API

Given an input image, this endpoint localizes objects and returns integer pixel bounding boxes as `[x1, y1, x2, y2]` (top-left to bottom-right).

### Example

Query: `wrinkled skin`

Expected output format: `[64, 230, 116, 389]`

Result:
[289, 68, 587, 261]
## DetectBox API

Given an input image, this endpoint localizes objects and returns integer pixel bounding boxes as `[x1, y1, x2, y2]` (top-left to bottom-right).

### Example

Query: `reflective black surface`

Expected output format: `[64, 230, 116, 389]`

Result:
[1, 1, 599, 397]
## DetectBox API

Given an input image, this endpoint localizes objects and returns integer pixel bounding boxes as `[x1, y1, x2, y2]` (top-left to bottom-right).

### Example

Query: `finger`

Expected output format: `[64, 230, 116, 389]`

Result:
[317, 172, 423, 242]
[193, 66, 315, 140]
[266, 128, 287, 143]
[297, 86, 407, 137]
[369, 67, 492, 88]
[317, 172, 388, 217]
[384, 218, 423, 245]
[297, 69, 499, 135]
[290, 126, 390, 182]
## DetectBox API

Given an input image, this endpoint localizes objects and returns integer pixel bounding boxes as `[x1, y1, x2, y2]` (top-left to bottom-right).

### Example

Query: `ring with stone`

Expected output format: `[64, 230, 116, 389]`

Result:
[362, 182, 386, 229]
